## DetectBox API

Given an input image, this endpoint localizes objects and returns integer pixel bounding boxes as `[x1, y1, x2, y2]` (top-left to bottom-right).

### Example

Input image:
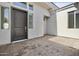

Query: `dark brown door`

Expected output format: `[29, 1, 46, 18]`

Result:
[11, 8, 28, 42]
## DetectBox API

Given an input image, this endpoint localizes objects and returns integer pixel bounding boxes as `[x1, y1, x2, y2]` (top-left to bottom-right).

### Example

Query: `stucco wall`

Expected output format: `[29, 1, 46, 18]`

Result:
[28, 3, 50, 39]
[47, 11, 57, 35]
[57, 7, 79, 39]
[0, 3, 11, 45]
[0, 2, 50, 45]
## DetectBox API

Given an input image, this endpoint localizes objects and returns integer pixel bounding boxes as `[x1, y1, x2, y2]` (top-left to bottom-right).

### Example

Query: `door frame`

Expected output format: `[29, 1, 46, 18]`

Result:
[43, 16, 49, 35]
[11, 7, 28, 42]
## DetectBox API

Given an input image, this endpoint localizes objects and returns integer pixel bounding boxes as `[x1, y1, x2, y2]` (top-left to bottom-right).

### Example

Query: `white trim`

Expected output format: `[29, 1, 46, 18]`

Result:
[74, 11, 76, 28]
[0, 5, 2, 30]
[57, 4, 74, 12]
[9, 5, 12, 43]
[12, 39, 28, 43]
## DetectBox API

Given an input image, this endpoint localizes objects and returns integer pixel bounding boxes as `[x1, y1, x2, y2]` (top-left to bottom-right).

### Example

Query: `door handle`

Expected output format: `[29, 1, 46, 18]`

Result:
[25, 26, 26, 31]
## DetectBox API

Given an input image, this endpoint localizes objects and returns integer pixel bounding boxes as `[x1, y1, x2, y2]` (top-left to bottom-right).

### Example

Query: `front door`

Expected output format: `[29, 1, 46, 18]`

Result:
[11, 8, 28, 42]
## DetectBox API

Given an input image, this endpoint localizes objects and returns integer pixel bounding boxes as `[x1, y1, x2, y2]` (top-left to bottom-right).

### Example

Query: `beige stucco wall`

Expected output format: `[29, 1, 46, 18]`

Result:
[0, 2, 50, 45]
[28, 3, 50, 39]
[0, 3, 11, 45]
[47, 11, 57, 35]
[57, 7, 79, 39]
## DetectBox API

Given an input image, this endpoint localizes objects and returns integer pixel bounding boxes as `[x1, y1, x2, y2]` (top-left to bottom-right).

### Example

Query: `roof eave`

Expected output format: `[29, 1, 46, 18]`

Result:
[57, 3, 75, 12]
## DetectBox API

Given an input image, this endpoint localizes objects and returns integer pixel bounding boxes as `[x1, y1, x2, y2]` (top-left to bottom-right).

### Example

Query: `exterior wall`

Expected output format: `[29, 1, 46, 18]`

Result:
[0, 3, 11, 45]
[0, 2, 50, 45]
[28, 3, 50, 39]
[47, 11, 57, 35]
[45, 3, 58, 35]
[57, 7, 79, 39]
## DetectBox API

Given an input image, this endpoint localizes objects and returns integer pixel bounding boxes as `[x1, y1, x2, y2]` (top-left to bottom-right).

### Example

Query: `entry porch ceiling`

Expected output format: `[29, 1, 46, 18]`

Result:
[34, 2, 57, 11]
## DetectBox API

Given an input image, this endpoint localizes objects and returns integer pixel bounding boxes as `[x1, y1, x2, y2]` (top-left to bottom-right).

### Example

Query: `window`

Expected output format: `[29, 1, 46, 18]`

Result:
[21, 2, 26, 5]
[29, 13, 33, 28]
[68, 10, 79, 28]
[29, 4, 33, 10]
[1, 7, 9, 29]
[76, 12, 79, 28]
[13, 2, 27, 9]
[68, 11, 74, 28]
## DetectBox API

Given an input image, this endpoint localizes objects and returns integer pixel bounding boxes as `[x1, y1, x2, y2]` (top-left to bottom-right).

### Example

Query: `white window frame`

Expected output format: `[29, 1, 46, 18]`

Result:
[74, 10, 79, 28]
[1, 7, 9, 29]
[68, 11, 75, 28]
[68, 10, 79, 29]
[28, 12, 33, 29]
